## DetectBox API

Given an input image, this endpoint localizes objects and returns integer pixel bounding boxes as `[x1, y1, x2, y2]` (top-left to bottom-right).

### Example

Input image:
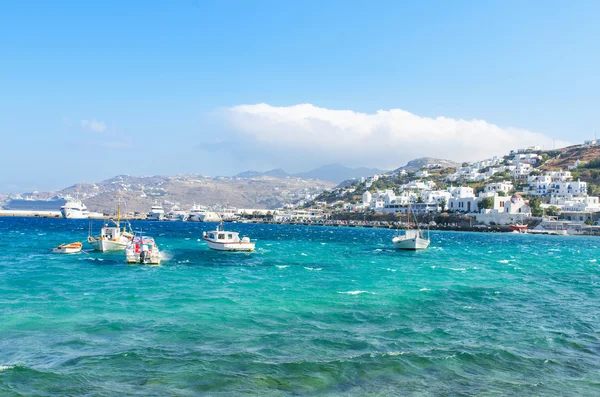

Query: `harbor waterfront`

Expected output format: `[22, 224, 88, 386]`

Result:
[1, 218, 599, 396]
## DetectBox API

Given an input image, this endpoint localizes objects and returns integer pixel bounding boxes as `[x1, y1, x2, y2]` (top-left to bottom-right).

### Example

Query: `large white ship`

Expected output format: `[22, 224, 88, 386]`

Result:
[60, 198, 89, 219]
[147, 203, 165, 221]
[187, 205, 221, 222]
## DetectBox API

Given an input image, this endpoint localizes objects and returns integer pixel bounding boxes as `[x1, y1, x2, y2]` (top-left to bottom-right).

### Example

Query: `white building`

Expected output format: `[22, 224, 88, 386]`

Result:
[511, 163, 533, 179]
[447, 186, 477, 213]
[485, 181, 513, 194]
[362, 191, 372, 205]
[548, 195, 600, 212]
[568, 159, 585, 170]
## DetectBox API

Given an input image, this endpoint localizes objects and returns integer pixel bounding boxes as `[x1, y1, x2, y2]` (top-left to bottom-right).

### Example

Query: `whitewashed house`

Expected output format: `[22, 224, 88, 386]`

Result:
[485, 181, 514, 194]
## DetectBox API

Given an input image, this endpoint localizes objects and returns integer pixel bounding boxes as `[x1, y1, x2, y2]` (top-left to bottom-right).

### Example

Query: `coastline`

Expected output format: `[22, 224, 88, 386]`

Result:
[1, 212, 593, 235]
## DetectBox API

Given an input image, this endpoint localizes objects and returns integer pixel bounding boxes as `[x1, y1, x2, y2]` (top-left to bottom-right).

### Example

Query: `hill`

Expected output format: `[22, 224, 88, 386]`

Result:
[394, 157, 460, 172]
[234, 164, 388, 184]
[538, 144, 600, 171]
[294, 164, 388, 183]
[3, 174, 335, 213]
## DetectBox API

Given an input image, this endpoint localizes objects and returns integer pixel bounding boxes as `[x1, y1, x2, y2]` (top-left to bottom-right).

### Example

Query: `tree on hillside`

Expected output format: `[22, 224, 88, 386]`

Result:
[477, 197, 494, 211]
[417, 196, 424, 203]
[546, 206, 560, 217]
[529, 197, 543, 217]
[497, 191, 506, 197]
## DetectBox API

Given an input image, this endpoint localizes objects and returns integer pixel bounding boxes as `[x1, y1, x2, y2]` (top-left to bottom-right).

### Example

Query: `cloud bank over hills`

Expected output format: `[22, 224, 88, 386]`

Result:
[220, 103, 569, 171]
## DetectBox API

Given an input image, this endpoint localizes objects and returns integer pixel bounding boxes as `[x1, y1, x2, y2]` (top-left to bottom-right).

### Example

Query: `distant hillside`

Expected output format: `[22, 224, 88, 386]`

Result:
[234, 164, 388, 184]
[538, 144, 600, 171]
[233, 169, 290, 179]
[394, 157, 459, 172]
[294, 164, 388, 183]
[3, 174, 335, 213]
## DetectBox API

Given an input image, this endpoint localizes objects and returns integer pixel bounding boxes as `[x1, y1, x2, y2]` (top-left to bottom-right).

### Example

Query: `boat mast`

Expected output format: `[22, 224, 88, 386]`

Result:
[407, 199, 411, 231]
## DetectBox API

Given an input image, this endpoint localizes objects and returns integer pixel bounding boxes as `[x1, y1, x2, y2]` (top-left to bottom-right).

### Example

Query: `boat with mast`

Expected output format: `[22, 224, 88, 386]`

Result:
[392, 202, 430, 250]
[87, 194, 133, 252]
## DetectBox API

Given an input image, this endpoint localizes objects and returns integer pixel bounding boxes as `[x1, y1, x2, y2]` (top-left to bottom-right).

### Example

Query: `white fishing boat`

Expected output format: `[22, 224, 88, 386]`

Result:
[202, 223, 255, 251]
[393, 203, 430, 250]
[87, 194, 133, 251]
[52, 242, 83, 254]
[60, 197, 89, 219]
[147, 203, 165, 221]
[125, 235, 161, 265]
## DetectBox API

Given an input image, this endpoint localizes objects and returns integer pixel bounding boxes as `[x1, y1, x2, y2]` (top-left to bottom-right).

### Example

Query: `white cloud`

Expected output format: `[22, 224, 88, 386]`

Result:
[221, 103, 568, 169]
[81, 119, 106, 133]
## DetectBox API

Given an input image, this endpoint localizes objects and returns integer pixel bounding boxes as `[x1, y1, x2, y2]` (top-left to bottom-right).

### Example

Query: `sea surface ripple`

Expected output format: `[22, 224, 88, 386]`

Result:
[1, 218, 599, 396]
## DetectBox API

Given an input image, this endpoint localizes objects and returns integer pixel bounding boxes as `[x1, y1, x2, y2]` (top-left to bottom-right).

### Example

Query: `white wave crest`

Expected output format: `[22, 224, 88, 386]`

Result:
[338, 290, 374, 295]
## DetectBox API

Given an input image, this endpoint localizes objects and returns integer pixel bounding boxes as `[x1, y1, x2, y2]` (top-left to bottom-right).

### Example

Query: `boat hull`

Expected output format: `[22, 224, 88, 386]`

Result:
[125, 252, 161, 265]
[53, 243, 82, 254]
[393, 237, 430, 250]
[60, 209, 89, 219]
[204, 239, 255, 252]
[88, 238, 129, 252]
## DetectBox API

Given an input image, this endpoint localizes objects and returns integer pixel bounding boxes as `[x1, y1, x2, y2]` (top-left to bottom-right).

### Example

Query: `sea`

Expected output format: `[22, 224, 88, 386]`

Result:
[0, 218, 599, 396]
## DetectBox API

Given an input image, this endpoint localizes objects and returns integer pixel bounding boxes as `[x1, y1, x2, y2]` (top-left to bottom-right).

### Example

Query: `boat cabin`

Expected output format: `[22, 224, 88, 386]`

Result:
[205, 231, 242, 242]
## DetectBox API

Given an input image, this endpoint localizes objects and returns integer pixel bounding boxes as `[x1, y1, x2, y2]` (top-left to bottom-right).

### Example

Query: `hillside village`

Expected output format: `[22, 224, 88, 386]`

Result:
[307, 141, 600, 227]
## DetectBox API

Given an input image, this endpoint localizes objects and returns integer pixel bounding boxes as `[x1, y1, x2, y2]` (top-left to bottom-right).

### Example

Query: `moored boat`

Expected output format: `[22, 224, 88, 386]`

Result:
[53, 242, 83, 254]
[88, 219, 133, 251]
[87, 194, 133, 251]
[202, 223, 255, 251]
[509, 223, 528, 233]
[60, 197, 89, 219]
[125, 235, 161, 265]
[393, 229, 431, 250]
[392, 203, 430, 250]
[147, 203, 165, 221]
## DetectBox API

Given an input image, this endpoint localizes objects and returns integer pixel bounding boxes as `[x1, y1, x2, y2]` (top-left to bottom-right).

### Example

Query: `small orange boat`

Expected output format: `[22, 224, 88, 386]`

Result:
[53, 242, 83, 254]
[509, 224, 528, 233]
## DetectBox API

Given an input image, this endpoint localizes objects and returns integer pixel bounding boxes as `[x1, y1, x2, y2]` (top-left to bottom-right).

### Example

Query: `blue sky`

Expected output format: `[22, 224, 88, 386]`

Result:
[1, 1, 598, 193]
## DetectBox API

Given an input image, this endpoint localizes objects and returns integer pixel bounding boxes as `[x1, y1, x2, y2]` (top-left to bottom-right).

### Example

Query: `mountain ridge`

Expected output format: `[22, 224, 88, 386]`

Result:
[233, 164, 388, 184]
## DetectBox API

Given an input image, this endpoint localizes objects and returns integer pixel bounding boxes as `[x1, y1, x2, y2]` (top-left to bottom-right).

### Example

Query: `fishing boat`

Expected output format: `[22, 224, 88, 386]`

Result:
[509, 223, 528, 233]
[125, 235, 161, 265]
[53, 242, 83, 254]
[202, 223, 255, 251]
[87, 194, 133, 251]
[509, 213, 528, 233]
[392, 203, 430, 250]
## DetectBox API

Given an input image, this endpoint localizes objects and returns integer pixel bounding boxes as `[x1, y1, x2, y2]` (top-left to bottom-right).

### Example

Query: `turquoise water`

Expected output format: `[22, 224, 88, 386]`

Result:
[1, 218, 599, 396]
